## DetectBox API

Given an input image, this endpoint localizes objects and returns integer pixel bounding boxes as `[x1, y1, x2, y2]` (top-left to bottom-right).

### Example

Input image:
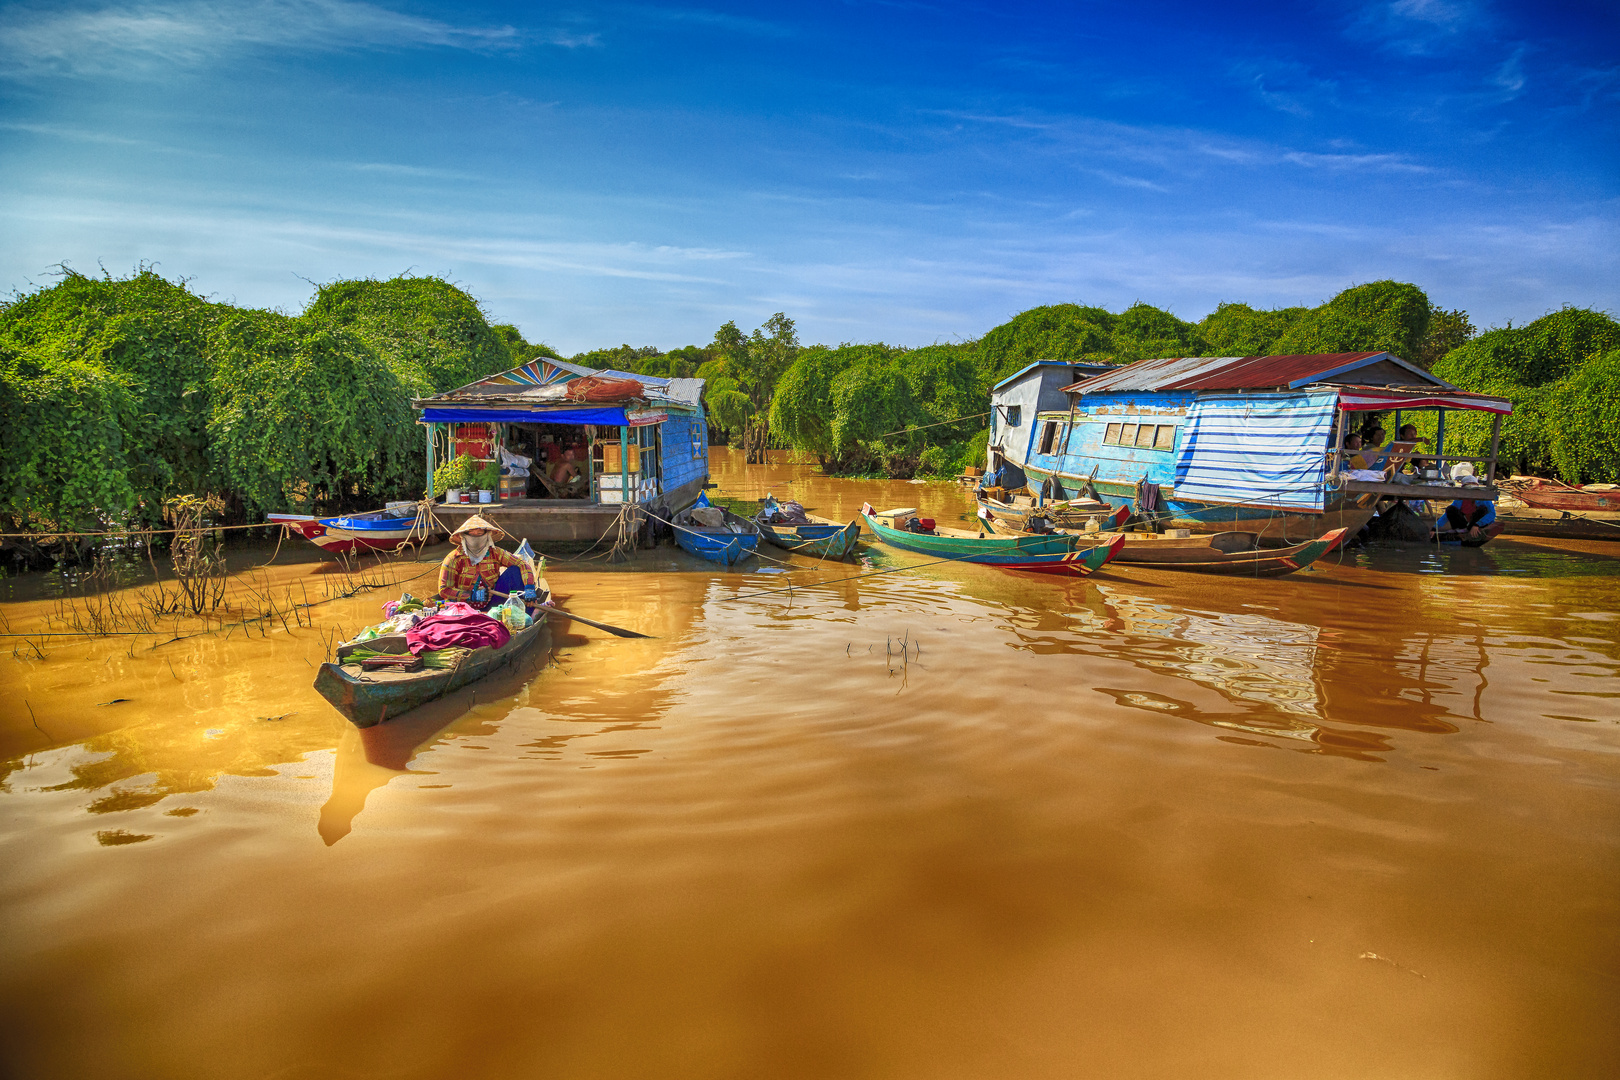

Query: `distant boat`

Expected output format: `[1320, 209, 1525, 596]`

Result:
[672, 494, 761, 566]
[269, 504, 442, 556]
[860, 503, 1123, 577]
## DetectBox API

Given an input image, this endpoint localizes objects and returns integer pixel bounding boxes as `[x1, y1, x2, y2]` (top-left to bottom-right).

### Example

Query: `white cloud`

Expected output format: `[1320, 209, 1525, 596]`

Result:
[0, 0, 582, 80]
[1348, 0, 1479, 56]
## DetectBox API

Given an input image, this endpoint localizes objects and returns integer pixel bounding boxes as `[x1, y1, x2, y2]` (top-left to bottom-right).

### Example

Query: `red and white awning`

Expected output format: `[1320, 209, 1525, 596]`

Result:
[1334, 385, 1513, 415]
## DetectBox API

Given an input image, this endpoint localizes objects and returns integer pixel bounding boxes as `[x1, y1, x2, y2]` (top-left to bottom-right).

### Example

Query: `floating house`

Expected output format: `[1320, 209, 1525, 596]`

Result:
[986, 352, 1512, 539]
[414, 358, 708, 545]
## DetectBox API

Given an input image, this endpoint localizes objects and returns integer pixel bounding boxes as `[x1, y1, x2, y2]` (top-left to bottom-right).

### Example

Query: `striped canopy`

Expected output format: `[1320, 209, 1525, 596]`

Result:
[1173, 391, 1339, 512]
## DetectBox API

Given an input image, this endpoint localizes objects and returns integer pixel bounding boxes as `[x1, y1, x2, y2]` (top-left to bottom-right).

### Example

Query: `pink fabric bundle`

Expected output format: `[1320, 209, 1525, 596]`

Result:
[405, 610, 511, 655]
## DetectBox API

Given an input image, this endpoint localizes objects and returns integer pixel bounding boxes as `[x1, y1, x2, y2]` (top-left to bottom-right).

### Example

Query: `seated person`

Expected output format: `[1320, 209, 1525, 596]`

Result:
[1363, 426, 1389, 471]
[1432, 496, 1496, 543]
[1342, 434, 1369, 472]
[1384, 423, 1431, 481]
[549, 447, 586, 493]
[437, 515, 538, 612]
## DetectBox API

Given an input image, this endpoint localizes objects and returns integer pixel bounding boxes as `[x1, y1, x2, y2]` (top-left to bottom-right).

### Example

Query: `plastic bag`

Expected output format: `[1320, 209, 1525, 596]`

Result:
[492, 594, 531, 631]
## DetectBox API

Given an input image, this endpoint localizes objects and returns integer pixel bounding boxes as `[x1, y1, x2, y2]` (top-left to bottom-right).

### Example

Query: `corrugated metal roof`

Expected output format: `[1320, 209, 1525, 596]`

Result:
[1060, 352, 1401, 394]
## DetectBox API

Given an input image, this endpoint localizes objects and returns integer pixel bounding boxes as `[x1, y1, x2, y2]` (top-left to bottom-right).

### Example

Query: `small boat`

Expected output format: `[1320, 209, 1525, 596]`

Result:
[753, 497, 862, 560]
[979, 513, 1349, 576]
[860, 503, 1124, 577]
[1433, 521, 1506, 548]
[1108, 528, 1348, 575]
[314, 617, 551, 727]
[269, 503, 442, 556]
[1493, 502, 1620, 542]
[673, 494, 761, 566]
[976, 489, 1131, 533]
[1500, 477, 1617, 512]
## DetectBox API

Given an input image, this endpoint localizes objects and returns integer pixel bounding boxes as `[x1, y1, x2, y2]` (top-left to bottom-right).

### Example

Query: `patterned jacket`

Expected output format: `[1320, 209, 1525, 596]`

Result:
[437, 545, 536, 603]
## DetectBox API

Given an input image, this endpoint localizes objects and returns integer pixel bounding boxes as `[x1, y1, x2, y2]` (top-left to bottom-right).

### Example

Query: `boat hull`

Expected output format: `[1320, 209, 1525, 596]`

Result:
[270, 513, 443, 556]
[672, 506, 762, 565]
[860, 507, 1123, 576]
[756, 518, 863, 560]
[1110, 529, 1349, 576]
[1015, 468, 1376, 546]
[314, 617, 551, 727]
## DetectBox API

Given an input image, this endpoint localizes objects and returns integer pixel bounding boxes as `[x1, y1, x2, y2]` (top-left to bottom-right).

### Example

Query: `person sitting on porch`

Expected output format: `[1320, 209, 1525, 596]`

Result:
[438, 514, 537, 611]
[1342, 433, 1369, 472]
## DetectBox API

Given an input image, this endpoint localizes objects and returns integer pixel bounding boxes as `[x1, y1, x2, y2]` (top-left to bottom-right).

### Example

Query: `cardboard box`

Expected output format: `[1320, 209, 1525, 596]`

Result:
[601, 443, 640, 474]
[874, 507, 918, 529]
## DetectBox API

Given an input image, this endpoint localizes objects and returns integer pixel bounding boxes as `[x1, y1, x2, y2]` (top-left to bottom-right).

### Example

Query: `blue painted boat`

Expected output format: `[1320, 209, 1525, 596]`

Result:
[268, 503, 443, 555]
[672, 493, 761, 566]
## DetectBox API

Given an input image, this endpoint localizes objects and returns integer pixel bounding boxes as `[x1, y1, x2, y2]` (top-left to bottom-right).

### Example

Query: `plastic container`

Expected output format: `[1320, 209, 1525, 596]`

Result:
[479, 489, 493, 504]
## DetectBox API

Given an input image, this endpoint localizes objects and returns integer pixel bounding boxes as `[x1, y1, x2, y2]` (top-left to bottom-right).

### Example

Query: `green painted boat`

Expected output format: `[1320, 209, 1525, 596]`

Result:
[314, 617, 551, 727]
[860, 503, 1124, 576]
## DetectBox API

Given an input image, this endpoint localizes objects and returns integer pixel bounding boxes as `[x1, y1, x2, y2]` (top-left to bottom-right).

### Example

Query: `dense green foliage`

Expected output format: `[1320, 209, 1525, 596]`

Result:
[6, 264, 1609, 545]
[1431, 308, 1620, 482]
[0, 270, 520, 537]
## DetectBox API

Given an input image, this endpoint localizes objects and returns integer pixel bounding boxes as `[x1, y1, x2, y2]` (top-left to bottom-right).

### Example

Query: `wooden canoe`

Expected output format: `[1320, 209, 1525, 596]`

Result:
[860, 503, 1124, 576]
[1500, 479, 1617, 512]
[1105, 528, 1350, 576]
[314, 616, 551, 727]
[754, 514, 863, 560]
[672, 505, 761, 565]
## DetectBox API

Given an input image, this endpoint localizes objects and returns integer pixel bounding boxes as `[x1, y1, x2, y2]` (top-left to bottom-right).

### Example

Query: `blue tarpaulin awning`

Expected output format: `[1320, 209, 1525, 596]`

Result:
[421, 407, 629, 426]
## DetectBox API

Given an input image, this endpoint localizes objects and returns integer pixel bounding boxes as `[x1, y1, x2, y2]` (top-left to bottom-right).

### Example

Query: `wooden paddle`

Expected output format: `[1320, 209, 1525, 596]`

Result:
[542, 607, 654, 639]
[487, 586, 654, 640]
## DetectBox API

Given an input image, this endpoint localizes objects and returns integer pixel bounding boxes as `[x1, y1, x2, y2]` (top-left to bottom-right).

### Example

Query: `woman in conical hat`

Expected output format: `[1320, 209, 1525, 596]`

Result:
[438, 514, 535, 610]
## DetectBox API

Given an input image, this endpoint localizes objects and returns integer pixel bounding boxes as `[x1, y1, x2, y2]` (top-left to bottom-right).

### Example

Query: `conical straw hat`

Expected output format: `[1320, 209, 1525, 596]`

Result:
[450, 513, 506, 538]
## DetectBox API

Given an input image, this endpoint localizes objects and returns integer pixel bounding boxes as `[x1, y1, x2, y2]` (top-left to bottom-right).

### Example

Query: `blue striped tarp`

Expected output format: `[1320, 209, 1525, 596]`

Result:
[1172, 391, 1338, 511]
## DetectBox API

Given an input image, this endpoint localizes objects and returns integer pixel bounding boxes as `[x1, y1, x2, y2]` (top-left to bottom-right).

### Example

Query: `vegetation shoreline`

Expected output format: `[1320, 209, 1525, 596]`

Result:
[3, 268, 1615, 571]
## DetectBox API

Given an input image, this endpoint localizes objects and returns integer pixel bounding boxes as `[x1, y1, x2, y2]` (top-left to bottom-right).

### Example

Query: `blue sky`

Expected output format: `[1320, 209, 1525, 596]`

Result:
[1, 0, 1615, 353]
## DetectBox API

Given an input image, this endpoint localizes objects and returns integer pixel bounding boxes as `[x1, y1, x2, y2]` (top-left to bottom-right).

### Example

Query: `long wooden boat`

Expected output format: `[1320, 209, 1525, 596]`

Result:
[753, 510, 863, 560]
[981, 515, 1350, 576]
[860, 503, 1124, 576]
[1500, 478, 1617, 512]
[672, 503, 761, 566]
[269, 505, 442, 556]
[1109, 528, 1348, 576]
[314, 617, 551, 727]
[1492, 501, 1620, 542]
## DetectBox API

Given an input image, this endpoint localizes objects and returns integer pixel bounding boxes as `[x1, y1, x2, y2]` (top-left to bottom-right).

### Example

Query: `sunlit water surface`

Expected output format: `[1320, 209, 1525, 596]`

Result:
[2, 449, 1617, 1079]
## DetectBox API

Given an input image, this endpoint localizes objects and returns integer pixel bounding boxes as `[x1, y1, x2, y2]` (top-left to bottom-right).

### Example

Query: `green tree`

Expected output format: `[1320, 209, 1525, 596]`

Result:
[1272, 280, 1432, 359]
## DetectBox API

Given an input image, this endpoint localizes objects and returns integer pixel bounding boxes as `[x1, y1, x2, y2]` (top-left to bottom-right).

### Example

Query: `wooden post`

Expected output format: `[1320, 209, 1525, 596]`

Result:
[585, 424, 595, 495]
[1329, 407, 1344, 480]
[620, 425, 630, 506]
[1486, 412, 1503, 484]
[425, 422, 436, 498]
[1435, 410, 1447, 475]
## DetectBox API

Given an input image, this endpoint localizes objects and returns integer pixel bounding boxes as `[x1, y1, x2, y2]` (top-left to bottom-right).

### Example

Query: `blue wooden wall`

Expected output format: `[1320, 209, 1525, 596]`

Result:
[658, 412, 710, 492]
[1024, 390, 1196, 488]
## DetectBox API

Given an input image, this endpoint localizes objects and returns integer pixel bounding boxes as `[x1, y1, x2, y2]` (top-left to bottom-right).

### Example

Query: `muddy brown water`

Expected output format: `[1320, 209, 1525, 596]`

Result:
[2, 448, 1617, 1079]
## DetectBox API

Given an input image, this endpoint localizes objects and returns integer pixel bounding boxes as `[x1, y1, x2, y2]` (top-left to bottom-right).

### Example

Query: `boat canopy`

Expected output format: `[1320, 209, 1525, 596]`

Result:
[1330, 384, 1513, 414]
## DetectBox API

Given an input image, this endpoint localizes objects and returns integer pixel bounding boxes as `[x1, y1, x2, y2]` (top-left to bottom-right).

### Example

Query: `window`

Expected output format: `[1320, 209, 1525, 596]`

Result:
[1004, 405, 1022, 427]
[1038, 420, 1060, 454]
[1102, 421, 1177, 449]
